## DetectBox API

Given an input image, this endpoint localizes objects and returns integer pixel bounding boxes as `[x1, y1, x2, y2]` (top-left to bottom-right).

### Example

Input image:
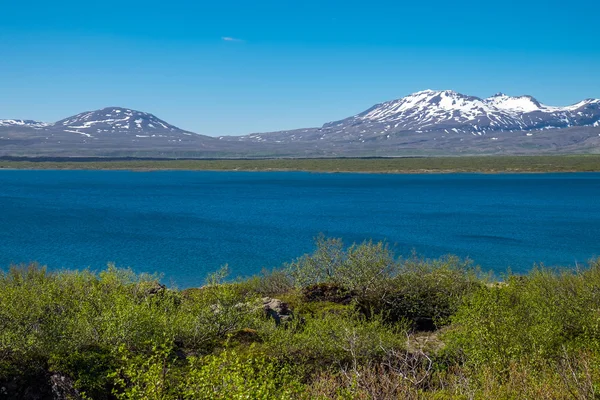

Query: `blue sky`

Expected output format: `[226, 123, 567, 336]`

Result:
[1, 0, 599, 136]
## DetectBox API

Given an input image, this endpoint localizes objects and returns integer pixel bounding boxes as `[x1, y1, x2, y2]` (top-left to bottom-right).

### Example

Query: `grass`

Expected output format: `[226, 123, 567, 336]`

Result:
[1, 154, 600, 173]
[1, 238, 600, 398]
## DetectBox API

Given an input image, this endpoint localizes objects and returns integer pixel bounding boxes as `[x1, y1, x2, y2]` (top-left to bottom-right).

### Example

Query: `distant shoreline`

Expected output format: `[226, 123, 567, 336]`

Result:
[1, 154, 600, 173]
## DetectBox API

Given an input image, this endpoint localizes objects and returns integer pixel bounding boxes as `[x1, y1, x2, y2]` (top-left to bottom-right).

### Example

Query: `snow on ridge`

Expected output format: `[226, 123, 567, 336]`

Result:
[483, 94, 542, 113]
[355, 90, 600, 129]
[561, 98, 600, 111]
[64, 129, 92, 137]
[54, 107, 183, 133]
[0, 119, 49, 128]
[359, 90, 492, 123]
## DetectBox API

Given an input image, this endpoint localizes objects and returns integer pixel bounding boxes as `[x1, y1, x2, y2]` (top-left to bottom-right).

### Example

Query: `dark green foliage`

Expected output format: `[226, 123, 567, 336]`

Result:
[287, 236, 482, 330]
[368, 255, 483, 330]
[255, 310, 406, 372]
[49, 346, 116, 399]
[302, 283, 356, 304]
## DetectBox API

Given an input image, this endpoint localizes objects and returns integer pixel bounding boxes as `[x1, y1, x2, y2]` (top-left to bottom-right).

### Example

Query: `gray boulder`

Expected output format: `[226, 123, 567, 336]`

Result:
[50, 373, 82, 400]
[262, 297, 293, 326]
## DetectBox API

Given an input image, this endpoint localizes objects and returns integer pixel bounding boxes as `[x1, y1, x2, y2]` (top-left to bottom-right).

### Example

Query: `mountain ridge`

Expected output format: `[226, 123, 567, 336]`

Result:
[54, 107, 193, 136]
[0, 119, 50, 129]
[250, 89, 600, 142]
[2, 90, 600, 157]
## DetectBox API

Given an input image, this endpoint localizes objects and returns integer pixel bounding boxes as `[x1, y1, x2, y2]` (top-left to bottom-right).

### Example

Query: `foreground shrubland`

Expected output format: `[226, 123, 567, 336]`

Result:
[1, 237, 600, 399]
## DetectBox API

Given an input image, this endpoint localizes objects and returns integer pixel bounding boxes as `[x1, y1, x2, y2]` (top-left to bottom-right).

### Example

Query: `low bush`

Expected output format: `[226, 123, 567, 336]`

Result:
[183, 348, 304, 400]
[111, 341, 304, 400]
[286, 236, 482, 330]
[172, 266, 263, 353]
[256, 311, 407, 374]
[447, 260, 600, 373]
[1, 240, 599, 399]
[287, 235, 397, 298]
[366, 255, 483, 330]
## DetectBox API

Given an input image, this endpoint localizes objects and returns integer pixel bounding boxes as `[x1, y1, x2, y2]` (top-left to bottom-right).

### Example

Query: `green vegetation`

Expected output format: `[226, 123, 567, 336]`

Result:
[2, 238, 600, 398]
[1, 154, 600, 173]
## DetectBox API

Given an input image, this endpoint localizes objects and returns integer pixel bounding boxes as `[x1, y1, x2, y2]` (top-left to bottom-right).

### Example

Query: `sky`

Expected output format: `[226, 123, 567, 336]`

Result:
[1, 0, 599, 136]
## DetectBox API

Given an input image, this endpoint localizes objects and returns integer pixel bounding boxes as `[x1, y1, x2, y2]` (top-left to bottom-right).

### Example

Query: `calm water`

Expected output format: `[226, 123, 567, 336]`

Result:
[0, 170, 599, 287]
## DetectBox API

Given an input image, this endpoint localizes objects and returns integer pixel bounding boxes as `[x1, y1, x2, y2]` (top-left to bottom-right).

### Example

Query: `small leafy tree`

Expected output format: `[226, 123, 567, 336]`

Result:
[287, 235, 397, 295]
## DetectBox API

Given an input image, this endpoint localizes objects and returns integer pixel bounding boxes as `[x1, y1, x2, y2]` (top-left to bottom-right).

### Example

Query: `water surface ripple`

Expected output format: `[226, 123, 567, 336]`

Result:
[1, 171, 598, 287]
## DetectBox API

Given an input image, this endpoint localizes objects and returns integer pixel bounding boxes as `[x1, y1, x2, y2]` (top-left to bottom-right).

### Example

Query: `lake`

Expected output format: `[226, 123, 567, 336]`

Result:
[0, 170, 598, 287]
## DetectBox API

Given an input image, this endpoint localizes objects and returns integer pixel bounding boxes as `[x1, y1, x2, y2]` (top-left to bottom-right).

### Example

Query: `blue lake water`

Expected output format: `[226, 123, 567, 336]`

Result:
[0, 170, 599, 287]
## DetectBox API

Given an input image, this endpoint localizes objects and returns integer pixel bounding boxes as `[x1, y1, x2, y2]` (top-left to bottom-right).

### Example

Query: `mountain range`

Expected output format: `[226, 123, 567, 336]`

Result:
[2, 90, 600, 157]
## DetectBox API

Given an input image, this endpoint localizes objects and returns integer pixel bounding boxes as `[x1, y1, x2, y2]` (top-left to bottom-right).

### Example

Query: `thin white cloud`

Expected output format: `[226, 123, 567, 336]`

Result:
[221, 36, 245, 43]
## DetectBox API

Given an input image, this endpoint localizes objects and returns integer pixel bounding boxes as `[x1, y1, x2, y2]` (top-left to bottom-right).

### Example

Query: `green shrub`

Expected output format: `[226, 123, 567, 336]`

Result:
[446, 260, 600, 372]
[0, 263, 183, 397]
[366, 255, 483, 330]
[172, 266, 263, 352]
[287, 236, 397, 298]
[49, 346, 116, 399]
[183, 347, 304, 400]
[285, 237, 481, 331]
[241, 268, 294, 297]
[3, 250, 600, 399]
[110, 340, 184, 400]
[110, 340, 304, 400]
[257, 310, 406, 372]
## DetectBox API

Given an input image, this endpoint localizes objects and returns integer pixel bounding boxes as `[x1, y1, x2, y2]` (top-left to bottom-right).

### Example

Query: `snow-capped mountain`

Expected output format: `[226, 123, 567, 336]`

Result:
[1, 94, 599, 157]
[323, 89, 600, 136]
[230, 90, 600, 145]
[0, 107, 224, 157]
[53, 107, 194, 137]
[0, 119, 49, 129]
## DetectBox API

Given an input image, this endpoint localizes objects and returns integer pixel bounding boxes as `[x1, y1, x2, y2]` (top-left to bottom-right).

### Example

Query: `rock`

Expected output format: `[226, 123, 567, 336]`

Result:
[50, 373, 82, 400]
[262, 297, 293, 326]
